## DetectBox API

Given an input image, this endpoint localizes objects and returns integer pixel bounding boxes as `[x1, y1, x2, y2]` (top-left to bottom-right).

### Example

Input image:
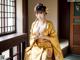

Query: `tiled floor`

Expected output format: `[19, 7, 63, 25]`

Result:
[64, 54, 80, 60]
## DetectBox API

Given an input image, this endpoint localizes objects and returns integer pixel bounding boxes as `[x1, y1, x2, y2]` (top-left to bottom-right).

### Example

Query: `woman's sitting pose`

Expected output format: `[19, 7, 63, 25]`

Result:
[24, 3, 64, 60]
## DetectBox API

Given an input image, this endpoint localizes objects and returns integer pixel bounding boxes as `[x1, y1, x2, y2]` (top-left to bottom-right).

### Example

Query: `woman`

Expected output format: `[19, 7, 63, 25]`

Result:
[24, 3, 64, 60]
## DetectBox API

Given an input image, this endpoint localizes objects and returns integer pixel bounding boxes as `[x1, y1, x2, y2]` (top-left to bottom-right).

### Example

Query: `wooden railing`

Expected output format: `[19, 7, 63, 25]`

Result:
[0, 33, 28, 60]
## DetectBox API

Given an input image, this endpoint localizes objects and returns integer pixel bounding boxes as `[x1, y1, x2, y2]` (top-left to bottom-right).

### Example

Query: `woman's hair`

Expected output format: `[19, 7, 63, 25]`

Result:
[34, 3, 47, 14]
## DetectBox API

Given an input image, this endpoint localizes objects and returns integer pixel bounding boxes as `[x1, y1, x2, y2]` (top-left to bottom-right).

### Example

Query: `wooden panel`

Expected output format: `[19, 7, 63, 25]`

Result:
[71, 47, 80, 54]
[70, 2, 80, 54]
[23, 0, 28, 34]
[74, 2, 80, 16]
[73, 25, 80, 45]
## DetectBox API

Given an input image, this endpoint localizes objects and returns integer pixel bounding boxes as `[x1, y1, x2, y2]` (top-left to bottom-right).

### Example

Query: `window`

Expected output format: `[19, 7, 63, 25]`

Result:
[2, 46, 19, 60]
[0, 0, 16, 36]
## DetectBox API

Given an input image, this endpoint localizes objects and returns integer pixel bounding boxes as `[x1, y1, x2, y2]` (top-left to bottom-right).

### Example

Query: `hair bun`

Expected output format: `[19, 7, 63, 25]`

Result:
[38, 3, 43, 6]
[34, 3, 46, 13]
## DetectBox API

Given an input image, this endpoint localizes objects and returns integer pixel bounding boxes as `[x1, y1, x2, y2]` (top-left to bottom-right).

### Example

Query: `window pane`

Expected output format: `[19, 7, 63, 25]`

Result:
[13, 56, 17, 60]
[8, 0, 11, 5]
[2, 19, 4, 27]
[5, 19, 8, 26]
[2, 49, 10, 59]
[0, 13, 1, 17]
[0, 5, 1, 11]
[13, 2, 15, 6]
[5, 13, 8, 17]
[8, 13, 11, 17]
[2, 12, 4, 17]
[8, 27, 10, 32]
[2, 0, 4, 4]
[0, 18, 1, 27]
[5, 6, 8, 12]
[74, 18, 80, 25]
[11, 25, 15, 31]
[5, 0, 8, 5]
[2, 27, 4, 33]
[2, 5, 5, 12]
[13, 46, 17, 55]
[0, 18, 1, 33]
[11, 26, 13, 31]
[11, 0, 15, 1]
[11, 13, 15, 17]
[11, 7, 15, 12]
[74, 2, 80, 16]
[0, 0, 1, 4]
[11, 1, 15, 6]
[12, 26, 15, 31]
[10, 1, 13, 6]
[8, 18, 13, 26]
[13, 18, 15, 25]
[8, 6, 11, 12]
[5, 27, 8, 32]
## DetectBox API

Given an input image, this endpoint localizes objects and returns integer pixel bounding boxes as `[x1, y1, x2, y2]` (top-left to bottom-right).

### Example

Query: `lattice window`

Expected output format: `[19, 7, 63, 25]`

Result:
[0, 0, 16, 36]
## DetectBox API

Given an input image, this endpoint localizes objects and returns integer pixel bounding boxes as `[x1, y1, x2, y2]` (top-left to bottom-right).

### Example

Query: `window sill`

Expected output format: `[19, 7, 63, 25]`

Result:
[0, 33, 27, 52]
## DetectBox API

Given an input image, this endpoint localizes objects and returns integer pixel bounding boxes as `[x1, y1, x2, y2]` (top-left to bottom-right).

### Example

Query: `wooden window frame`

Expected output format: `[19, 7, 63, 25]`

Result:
[0, 0, 17, 36]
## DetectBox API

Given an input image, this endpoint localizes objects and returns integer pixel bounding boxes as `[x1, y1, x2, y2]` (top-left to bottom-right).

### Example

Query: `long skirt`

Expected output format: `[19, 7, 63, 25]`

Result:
[24, 46, 55, 60]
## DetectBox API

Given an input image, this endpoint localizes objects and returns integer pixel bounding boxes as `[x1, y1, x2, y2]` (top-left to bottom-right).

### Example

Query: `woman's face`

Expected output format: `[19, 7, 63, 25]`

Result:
[35, 12, 45, 20]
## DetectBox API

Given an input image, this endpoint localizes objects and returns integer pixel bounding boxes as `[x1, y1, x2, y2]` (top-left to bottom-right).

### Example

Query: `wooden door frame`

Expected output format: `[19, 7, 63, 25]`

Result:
[70, 2, 74, 48]
[22, 0, 30, 59]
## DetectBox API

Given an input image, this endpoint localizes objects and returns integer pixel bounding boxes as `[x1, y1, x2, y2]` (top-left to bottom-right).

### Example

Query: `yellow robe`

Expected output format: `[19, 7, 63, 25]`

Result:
[24, 20, 64, 60]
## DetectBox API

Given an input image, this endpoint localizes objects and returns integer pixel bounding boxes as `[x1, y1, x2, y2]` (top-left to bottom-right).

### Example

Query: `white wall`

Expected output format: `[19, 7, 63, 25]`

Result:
[16, 0, 23, 33]
[28, 0, 58, 33]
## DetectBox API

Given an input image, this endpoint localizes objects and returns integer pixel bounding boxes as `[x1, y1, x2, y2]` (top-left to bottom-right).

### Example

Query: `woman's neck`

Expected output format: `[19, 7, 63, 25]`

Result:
[38, 18, 46, 23]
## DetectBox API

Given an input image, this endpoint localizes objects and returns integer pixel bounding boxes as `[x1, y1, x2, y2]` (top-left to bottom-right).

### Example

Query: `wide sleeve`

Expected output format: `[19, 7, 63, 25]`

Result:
[48, 22, 58, 42]
[48, 22, 62, 53]
[29, 22, 35, 46]
[48, 22, 64, 60]
[29, 21, 37, 46]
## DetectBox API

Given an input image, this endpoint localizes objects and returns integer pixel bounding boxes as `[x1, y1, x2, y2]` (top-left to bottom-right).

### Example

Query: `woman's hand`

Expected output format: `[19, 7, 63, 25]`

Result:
[38, 34, 50, 41]
[33, 33, 51, 41]
[33, 33, 40, 40]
